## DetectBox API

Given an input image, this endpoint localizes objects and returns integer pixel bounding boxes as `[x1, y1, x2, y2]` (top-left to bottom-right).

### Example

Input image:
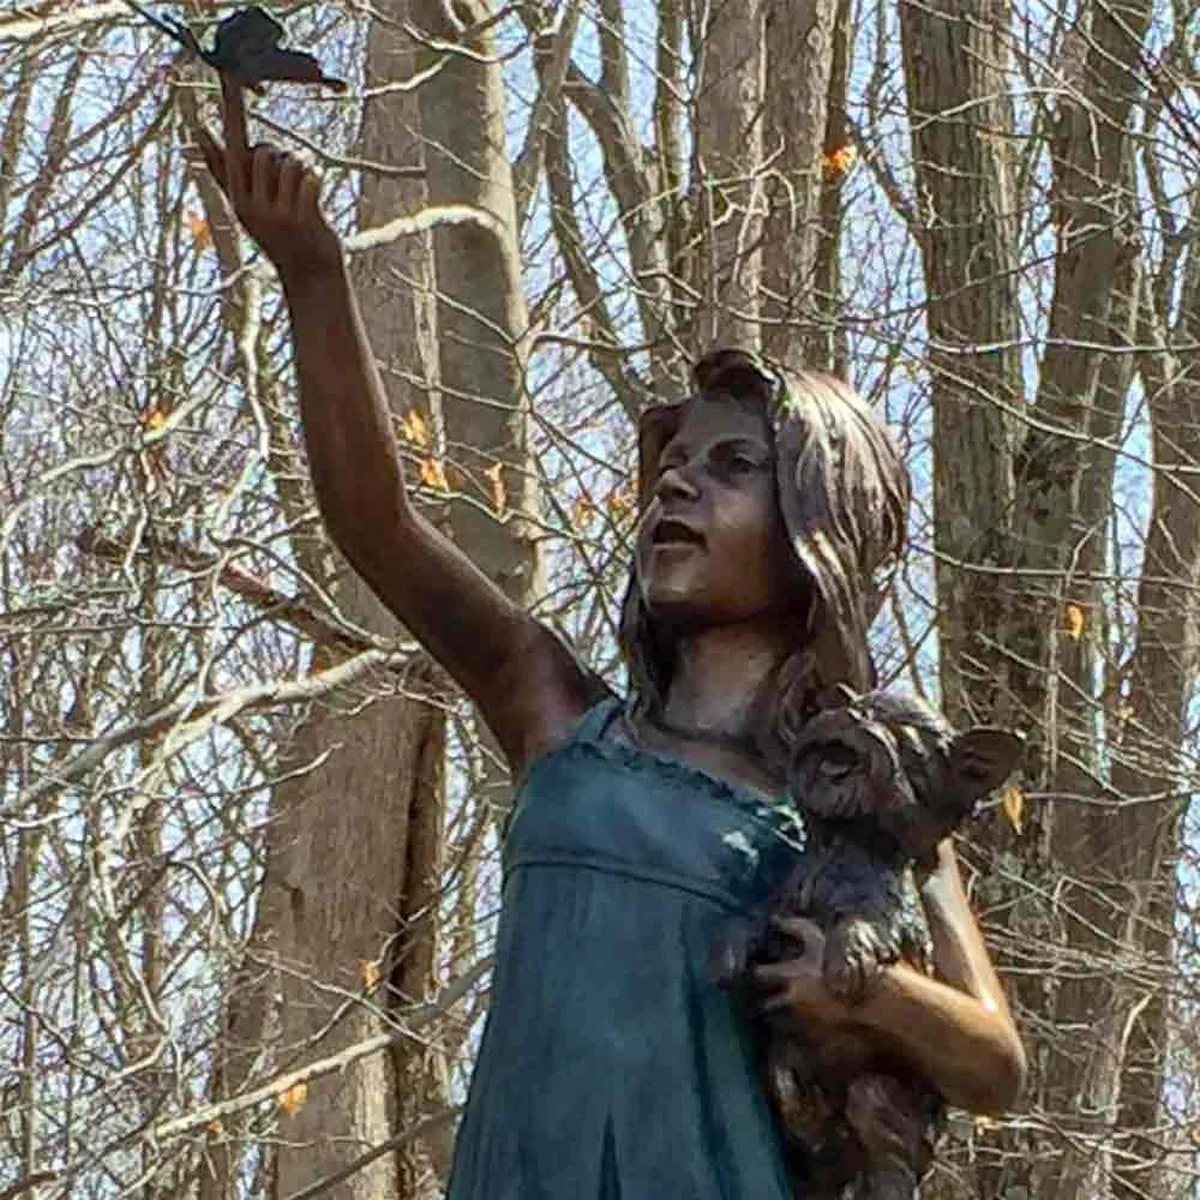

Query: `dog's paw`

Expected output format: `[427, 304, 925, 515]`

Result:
[823, 919, 884, 1006]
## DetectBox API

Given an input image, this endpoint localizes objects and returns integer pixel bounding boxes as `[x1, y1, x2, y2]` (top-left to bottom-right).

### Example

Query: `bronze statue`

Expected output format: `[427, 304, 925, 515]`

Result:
[196, 76, 1027, 1199]
[714, 686, 1023, 1198]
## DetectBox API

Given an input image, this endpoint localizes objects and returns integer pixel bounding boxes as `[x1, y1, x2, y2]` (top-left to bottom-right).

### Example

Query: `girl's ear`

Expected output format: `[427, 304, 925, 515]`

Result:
[948, 729, 1025, 798]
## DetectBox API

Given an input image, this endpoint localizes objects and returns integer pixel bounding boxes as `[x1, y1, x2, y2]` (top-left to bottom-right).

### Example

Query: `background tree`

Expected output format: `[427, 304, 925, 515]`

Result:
[2, 1, 1197, 1198]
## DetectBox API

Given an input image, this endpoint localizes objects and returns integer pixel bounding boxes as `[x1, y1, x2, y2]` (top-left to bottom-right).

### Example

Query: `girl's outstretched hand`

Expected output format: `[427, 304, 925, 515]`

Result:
[195, 78, 343, 282]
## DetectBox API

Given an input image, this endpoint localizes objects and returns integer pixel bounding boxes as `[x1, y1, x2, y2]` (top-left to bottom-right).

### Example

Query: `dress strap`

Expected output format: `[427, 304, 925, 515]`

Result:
[570, 696, 624, 744]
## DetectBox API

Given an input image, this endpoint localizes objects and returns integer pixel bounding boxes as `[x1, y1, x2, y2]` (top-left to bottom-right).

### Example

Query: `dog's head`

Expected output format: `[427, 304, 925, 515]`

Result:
[789, 687, 1023, 853]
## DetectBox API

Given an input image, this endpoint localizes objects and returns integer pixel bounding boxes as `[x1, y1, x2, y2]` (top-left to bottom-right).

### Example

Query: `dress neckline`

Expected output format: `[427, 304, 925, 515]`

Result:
[517, 697, 790, 819]
[579, 697, 793, 818]
[609, 711, 782, 806]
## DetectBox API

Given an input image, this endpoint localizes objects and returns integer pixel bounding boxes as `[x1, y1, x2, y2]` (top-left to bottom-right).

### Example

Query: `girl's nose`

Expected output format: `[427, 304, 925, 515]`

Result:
[656, 461, 700, 501]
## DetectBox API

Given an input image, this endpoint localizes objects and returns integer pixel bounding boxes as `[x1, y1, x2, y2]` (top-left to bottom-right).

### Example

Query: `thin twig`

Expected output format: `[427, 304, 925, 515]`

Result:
[78, 528, 376, 656]
[4, 646, 416, 818]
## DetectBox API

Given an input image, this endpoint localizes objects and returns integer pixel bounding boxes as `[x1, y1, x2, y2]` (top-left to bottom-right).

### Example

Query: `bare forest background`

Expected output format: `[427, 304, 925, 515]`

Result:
[2, 0, 1199, 1197]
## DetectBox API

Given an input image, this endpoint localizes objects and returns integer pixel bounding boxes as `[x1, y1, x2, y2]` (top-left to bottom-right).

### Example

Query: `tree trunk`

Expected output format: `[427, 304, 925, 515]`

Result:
[691, 0, 766, 351]
[759, 0, 839, 371]
[807, 0, 852, 375]
[1101, 220, 1200, 1200]
[411, 0, 543, 825]
[897, 0, 1022, 731]
[267, 679, 444, 1200]
[356, 13, 453, 1193]
[268, 7, 451, 1192]
[898, 2, 1180, 1197]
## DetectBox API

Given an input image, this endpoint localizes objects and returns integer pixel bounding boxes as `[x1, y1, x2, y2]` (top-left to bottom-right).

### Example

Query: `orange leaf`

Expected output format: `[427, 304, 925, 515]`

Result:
[360, 959, 382, 991]
[822, 144, 858, 181]
[205, 1119, 225, 1136]
[1063, 602, 1085, 641]
[185, 210, 211, 251]
[400, 409, 429, 448]
[484, 461, 507, 516]
[999, 784, 1025, 835]
[143, 406, 167, 432]
[571, 494, 596, 531]
[277, 1080, 308, 1115]
[605, 486, 633, 520]
[420, 458, 449, 493]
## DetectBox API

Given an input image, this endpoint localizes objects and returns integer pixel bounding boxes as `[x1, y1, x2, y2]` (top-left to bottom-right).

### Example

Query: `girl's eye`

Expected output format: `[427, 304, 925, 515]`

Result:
[713, 449, 763, 475]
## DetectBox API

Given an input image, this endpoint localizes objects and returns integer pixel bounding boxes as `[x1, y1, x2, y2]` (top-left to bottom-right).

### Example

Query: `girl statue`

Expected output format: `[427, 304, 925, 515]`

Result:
[198, 85, 1025, 1199]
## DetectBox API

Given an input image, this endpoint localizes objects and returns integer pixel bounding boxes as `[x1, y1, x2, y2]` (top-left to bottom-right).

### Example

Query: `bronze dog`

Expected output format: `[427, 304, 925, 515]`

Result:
[714, 688, 1022, 1199]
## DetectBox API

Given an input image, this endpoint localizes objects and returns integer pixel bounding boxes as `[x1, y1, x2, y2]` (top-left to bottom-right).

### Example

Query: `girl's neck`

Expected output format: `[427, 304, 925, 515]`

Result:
[659, 619, 793, 742]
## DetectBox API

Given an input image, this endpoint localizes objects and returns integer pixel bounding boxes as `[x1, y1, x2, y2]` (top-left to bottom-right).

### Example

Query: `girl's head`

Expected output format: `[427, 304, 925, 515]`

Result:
[620, 348, 910, 742]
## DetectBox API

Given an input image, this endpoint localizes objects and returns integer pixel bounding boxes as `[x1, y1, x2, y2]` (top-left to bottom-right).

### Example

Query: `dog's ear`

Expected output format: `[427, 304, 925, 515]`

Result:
[948, 728, 1024, 799]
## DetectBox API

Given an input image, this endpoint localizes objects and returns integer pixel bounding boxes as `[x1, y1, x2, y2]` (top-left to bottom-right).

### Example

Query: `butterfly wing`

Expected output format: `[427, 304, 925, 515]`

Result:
[211, 7, 347, 91]
[246, 48, 347, 91]
[211, 7, 284, 61]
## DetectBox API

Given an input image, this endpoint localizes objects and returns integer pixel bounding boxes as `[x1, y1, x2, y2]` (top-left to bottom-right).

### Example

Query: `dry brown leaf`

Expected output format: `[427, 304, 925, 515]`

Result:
[277, 1080, 308, 1115]
[605, 486, 633, 520]
[360, 958, 382, 991]
[823, 144, 858, 181]
[484, 461, 506, 516]
[420, 458, 449, 493]
[1063, 602, 1085, 641]
[205, 1119, 225, 1136]
[185, 210, 211, 251]
[999, 784, 1025, 835]
[571, 495, 596, 531]
[400, 409, 429, 448]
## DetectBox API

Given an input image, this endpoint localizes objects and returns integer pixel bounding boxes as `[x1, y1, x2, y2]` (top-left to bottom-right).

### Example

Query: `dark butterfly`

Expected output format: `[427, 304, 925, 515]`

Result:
[124, 2, 347, 94]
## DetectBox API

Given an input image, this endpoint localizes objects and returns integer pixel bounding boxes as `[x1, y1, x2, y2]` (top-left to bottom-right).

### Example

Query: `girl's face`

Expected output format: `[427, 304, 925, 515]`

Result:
[634, 398, 796, 626]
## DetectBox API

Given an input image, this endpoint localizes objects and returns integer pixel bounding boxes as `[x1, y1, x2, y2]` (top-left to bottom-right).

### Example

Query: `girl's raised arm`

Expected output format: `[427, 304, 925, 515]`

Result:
[197, 82, 603, 772]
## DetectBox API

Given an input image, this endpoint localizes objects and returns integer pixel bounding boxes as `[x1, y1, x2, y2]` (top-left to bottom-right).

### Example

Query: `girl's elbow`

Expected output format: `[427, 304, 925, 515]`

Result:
[967, 1030, 1027, 1115]
[997, 1031, 1029, 1111]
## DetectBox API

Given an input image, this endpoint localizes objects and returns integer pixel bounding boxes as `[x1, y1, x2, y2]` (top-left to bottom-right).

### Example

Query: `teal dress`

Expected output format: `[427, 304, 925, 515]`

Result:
[447, 698, 801, 1199]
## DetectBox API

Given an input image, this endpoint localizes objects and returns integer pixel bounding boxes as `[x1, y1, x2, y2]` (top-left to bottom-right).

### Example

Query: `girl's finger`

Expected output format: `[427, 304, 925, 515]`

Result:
[277, 154, 304, 213]
[771, 915, 821, 943]
[297, 170, 321, 219]
[193, 123, 228, 192]
[753, 960, 802, 983]
[220, 77, 250, 164]
[759, 988, 792, 1013]
[250, 146, 274, 206]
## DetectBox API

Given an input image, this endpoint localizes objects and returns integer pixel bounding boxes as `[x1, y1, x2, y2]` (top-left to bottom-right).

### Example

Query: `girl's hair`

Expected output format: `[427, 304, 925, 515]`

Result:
[618, 347, 910, 764]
